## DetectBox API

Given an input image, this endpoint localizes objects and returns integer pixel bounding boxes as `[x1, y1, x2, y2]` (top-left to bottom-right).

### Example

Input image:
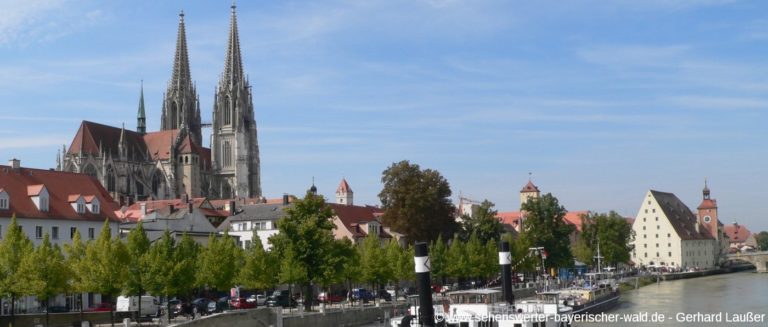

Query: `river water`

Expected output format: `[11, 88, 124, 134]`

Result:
[581, 271, 768, 327]
[365, 271, 767, 327]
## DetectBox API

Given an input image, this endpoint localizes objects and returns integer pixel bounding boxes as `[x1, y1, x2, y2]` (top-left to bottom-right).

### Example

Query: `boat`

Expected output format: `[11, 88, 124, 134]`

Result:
[558, 240, 620, 314]
[558, 272, 620, 314]
[391, 289, 574, 327]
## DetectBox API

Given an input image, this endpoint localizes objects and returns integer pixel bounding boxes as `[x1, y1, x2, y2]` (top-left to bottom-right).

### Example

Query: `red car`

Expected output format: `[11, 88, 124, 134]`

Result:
[317, 292, 345, 303]
[229, 297, 256, 309]
[84, 302, 113, 312]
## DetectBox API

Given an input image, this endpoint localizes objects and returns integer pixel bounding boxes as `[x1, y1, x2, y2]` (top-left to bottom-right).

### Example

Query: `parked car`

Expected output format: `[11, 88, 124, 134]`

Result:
[317, 292, 345, 303]
[213, 296, 230, 313]
[374, 290, 392, 301]
[351, 288, 374, 302]
[229, 297, 257, 309]
[247, 294, 267, 306]
[266, 290, 297, 308]
[190, 298, 212, 316]
[84, 302, 113, 312]
[161, 299, 182, 318]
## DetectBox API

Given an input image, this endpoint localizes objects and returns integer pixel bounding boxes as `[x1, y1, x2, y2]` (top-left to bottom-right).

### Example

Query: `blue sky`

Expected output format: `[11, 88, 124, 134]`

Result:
[1, 0, 767, 232]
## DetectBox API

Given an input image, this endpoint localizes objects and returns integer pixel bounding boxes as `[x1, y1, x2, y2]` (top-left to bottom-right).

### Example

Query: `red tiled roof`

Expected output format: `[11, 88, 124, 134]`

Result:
[0, 165, 119, 221]
[328, 203, 390, 238]
[723, 224, 751, 243]
[521, 180, 540, 193]
[143, 129, 177, 160]
[563, 211, 591, 232]
[67, 194, 82, 202]
[336, 179, 352, 193]
[84, 195, 96, 203]
[497, 211, 522, 226]
[68, 121, 147, 157]
[27, 184, 45, 196]
[697, 198, 717, 209]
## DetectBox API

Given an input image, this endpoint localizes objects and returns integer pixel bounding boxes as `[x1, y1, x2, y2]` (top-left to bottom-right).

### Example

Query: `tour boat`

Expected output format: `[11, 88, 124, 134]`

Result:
[558, 272, 620, 314]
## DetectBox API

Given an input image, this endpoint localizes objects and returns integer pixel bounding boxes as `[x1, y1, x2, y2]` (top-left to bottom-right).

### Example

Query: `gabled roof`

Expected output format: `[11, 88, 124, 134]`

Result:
[336, 179, 352, 194]
[697, 198, 717, 210]
[723, 224, 751, 243]
[0, 165, 119, 221]
[217, 202, 293, 231]
[68, 121, 148, 157]
[521, 180, 540, 193]
[328, 203, 390, 238]
[496, 210, 594, 232]
[650, 190, 713, 240]
[67, 194, 83, 202]
[118, 197, 208, 222]
[27, 184, 46, 196]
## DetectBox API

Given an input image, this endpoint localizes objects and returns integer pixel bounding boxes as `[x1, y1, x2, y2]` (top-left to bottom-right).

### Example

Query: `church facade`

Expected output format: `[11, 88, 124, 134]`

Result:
[59, 5, 261, 203]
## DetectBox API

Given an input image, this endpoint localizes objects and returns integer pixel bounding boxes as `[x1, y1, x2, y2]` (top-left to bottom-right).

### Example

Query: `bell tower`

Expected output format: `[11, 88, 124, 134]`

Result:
[696, 180, 719, 240]
[160, 11, 202, 145]
[210, 3, 262, 199]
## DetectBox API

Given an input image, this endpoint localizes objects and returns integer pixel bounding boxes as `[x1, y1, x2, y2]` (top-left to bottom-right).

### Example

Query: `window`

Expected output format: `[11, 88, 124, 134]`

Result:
[667, 233, 671, 237]
[77, 203, 86, 214]
[106, 169, 116, 193]
[657, 225, 660, 230]
[643, 217, 646, 222]
[91, 200, 100, 214]
[71, 227, 77, 239]
[643, 226, 646, 230]
[35, 226, 43, 239]
[643, 234, 647, 239]
[644, 209, 648, 213]
[655, 216, 658, 221]
[652, 209, 656, 213]
[88, 228, 95, 240]
[40, 196, 49, 212]
[644, 253, 648, 258]
[668, 243, 671, 247]
[644, 244, 647, 248]
[52, 226, 59, 240]
[223, 141, 232, 167]
[224, 97, 232, 125]
[656, 234, 659, 238]
[669, 252, 672, 257]
[0, 191, 8, 210]
[656, 243, 659, 248]
[656, 252, 660, 257]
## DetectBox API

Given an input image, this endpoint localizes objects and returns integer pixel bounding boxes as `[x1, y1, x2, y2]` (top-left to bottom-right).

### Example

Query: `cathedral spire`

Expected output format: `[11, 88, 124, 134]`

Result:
[172, 11, 192, 90]
[137, 80, 146, 135]
[222, 2, 245, 88]
[161, 9, 201, 145]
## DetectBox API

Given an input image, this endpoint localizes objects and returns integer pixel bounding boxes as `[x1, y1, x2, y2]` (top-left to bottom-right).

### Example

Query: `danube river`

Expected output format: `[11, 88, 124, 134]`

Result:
[581, 271, 768, 327]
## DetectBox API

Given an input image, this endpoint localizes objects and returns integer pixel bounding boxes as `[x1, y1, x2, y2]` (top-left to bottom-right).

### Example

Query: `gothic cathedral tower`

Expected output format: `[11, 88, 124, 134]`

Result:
[211, 4, 262, 199]
[161, 11, 202, 145]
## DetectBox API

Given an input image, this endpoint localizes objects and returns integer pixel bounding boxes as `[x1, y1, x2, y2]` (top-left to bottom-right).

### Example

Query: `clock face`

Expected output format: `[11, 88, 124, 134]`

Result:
[703, 216, 712, 223]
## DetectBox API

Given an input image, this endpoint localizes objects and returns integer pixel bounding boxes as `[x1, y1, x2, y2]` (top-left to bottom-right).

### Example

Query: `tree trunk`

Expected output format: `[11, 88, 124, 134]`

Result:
[79, 293, 84, 326]
[45, 298, 49, 327]
[11, 294, 15, 327]
[137, 290, 142, 326]
[303, 283, 312, 312]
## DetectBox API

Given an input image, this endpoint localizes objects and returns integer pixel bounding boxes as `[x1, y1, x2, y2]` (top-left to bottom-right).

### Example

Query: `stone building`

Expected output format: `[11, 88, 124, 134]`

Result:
[59, 5, 260, 203]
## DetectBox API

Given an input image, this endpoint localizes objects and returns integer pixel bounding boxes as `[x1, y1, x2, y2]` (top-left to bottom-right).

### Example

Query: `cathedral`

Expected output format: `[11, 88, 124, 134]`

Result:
[58, 5, 261, 203]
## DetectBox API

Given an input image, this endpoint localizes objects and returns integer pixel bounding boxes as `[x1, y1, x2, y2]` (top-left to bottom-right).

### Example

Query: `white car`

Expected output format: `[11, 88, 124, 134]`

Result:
[247, 294, 267, 306]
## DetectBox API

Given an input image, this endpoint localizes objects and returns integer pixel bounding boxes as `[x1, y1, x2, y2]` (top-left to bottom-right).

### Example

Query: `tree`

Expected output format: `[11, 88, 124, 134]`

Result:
[239, 234, 278, 290]
[482, 239, 499, 280]
[64, 229, 87, 320]
[460, 200, 504, 243]
[429, 235, 449, 285]
[446, 235, 468, 279]
[359, 233, 390, 298]
[0, 215, 33, 323]
[571, 238, 593, 266]
[579, 211, 635, 268]
[465, 232, 486, 281]
[197, 231, 242, 292]
[81, 220, 128, 324]
[145, 230, 177, 324]
[174, 233, 199, 297]
[19, 233, 69, 326]
[269, 191, 338, 311]
[317, 238, 355, 293]
[520, 193, 575, 271]
[123, 222, 151, 321]
[755, 231, 768, 251]
[379, 160, 458, 242]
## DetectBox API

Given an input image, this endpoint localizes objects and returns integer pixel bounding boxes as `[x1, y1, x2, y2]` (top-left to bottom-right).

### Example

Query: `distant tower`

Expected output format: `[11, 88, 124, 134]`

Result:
[210, 3, 261, 199]
[137, 81, 146, 135]
[697, 179, 719, 240]
[160, 11, 202, 145]
[336, 178, 353, 205]
[519, 175, 540, 207]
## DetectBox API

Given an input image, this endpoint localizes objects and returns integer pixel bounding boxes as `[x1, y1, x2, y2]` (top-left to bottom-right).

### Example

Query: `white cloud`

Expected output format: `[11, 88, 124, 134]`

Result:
[0, 1, 105, 47]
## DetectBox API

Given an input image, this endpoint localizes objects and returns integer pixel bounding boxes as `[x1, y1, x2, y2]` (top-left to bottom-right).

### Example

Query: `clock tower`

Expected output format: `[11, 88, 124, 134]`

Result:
[696, 180, 719, 240]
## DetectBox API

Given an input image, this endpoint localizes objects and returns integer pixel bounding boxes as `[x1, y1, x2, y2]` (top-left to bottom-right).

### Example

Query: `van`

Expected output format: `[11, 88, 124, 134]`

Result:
[116, 295, 160, 317]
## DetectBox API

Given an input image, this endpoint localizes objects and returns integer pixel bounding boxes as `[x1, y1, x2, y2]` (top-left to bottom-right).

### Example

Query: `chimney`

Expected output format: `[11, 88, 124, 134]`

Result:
[140, 203, 147, 217]
[282, 194, 290, 206]
[229, 200, 236, 216]
[8, 158, 20, 170]
[188, 202, 193, 214]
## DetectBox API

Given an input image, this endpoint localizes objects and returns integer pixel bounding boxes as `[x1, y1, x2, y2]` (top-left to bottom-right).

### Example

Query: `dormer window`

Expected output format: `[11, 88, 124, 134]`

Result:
[85, 196, 100, 214]
[0, 189, 8, 210]
[69, 195, 87, 214]
[28, 185, 49, 212]
[368, 222, 379, 236]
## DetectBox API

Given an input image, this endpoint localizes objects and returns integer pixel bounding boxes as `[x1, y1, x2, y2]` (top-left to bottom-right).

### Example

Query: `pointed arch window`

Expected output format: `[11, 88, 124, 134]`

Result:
[223, 141, 232, 167]
[151, 171, 162, 198]
[171, 102, 179, 129]
[224, 96, 232, 125]
[106, 168, 116, 192]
